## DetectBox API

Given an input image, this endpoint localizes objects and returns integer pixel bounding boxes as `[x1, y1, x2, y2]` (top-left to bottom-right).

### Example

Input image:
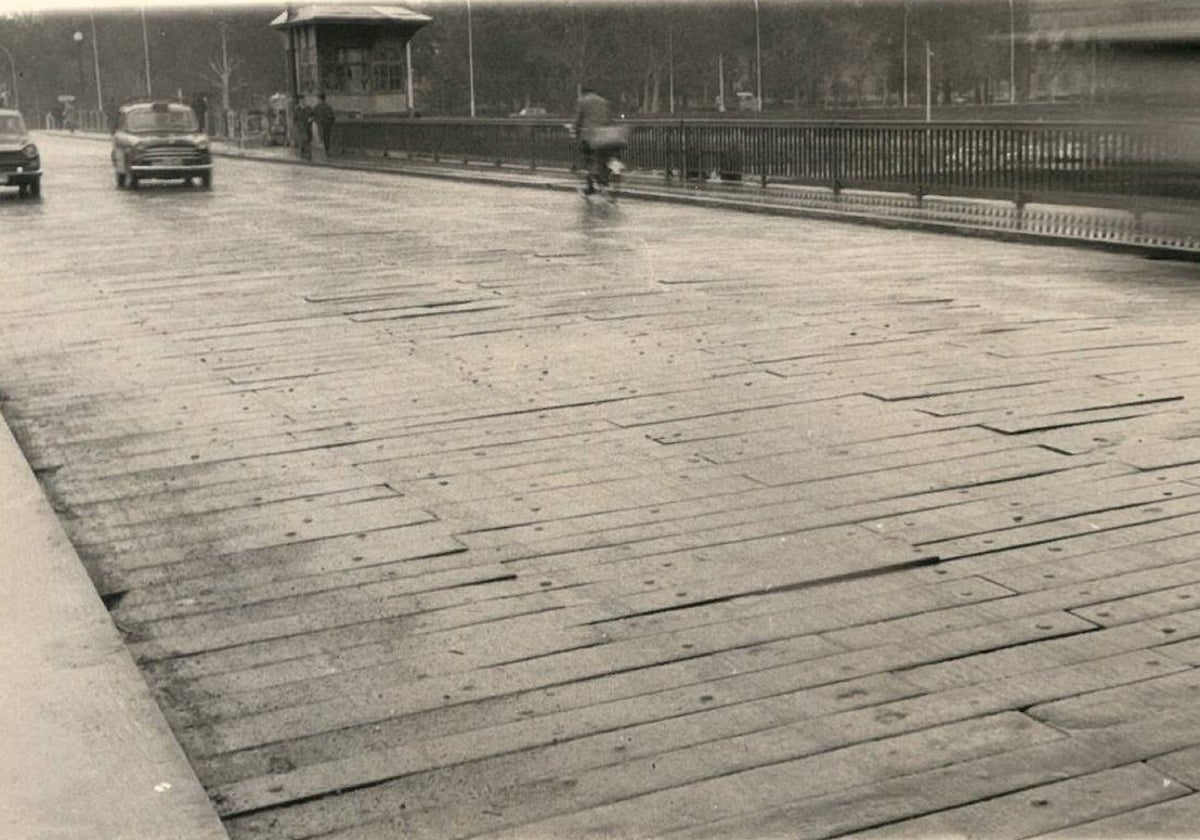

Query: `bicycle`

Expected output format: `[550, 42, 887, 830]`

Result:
[571, 124, 629, 202]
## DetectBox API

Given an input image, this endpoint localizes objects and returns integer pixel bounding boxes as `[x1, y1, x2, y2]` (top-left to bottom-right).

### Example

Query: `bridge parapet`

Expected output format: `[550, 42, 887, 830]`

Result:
[336, 117, 1200, 216]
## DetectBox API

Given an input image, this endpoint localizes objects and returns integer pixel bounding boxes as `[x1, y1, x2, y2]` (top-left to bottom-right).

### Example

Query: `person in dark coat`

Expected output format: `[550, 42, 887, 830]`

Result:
[191, 94, 208, 132]
[313, 92, 335, 156]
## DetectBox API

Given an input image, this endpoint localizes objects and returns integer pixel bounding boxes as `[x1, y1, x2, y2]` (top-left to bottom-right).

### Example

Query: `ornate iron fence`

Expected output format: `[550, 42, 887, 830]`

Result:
[335, 117, 1200, 209]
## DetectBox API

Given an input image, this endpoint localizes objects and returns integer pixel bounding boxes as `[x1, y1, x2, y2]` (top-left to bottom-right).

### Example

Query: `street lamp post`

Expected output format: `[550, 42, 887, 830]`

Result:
[466, 0, 475, 117]
[717, 53, 725, 112]
[89, 12, 103, 115]
[902, 2, 908, 108]
[0, 44, 16, 110]
[1008, 0, 1016, 103]
[140, 7, 153, 97]
[73, 31, 85, 101]
[753, 0, 763, 112]
[406, 39, 414, 116]
[925, 41, 933, 122]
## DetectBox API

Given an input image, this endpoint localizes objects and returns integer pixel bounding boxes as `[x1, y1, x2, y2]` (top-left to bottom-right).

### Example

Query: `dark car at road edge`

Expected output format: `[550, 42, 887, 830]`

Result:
[0, 109, 42, 199]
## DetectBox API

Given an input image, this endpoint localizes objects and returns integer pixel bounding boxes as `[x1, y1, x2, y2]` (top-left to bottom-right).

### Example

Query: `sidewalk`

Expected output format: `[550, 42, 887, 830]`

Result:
[0, 419, 228, 837]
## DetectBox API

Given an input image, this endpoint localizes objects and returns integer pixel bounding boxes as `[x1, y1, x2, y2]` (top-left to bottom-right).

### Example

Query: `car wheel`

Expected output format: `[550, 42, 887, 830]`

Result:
[128, 175, 139, 190]
[28, 178, 40, 199]
[17, 183, 27, 198]
[200, 171, 212, 190]
[115, 171, 126, 189]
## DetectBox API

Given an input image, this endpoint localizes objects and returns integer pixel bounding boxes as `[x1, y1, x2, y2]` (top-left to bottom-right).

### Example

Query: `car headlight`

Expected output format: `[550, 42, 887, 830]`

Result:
[196, 140, 209, 151]
[22, 143, 38, 159]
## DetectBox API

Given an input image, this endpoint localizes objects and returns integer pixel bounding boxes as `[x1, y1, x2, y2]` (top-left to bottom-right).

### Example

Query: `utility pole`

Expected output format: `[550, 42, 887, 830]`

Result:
[406, 39, 414, 116]
[466, 0, 475, 117]
[717, 53, 725, 112]
[902, 2, 908, 108]
[668, 25, 674, 115]
[219, 21, 231, 111]
[753, 0, 763, 112]
[1008, 0, 1016, 103]
[90, 12, 103, 113]
[140, 6, 152, 97]
[925, 41, 932, 122]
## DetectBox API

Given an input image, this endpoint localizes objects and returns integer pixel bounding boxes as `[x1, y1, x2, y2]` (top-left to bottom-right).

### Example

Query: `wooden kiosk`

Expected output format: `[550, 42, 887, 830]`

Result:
[271, 4, 432, 117]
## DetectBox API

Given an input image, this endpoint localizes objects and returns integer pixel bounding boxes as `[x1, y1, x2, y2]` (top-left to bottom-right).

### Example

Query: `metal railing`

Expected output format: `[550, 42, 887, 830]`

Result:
[335, 117, 1200, 210]
[43, 108, 108, 133]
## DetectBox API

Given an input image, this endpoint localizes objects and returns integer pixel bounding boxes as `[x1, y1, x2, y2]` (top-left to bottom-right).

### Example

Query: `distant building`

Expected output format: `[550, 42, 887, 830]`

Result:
[271, 4, 432, 115]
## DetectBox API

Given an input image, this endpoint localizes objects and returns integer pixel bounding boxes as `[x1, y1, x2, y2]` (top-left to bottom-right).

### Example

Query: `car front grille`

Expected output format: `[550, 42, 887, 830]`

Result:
[0, 150, 34, 171]
[136, 145, 208, 166]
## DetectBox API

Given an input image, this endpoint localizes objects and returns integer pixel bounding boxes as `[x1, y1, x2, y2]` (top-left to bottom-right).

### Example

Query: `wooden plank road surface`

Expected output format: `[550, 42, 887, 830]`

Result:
[4, 133, 1200, 839]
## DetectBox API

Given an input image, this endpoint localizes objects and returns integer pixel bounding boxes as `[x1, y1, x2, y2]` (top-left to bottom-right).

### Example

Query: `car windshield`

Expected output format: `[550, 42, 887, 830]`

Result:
[0, 114, 27, 137]
[126, 108, 198, 133]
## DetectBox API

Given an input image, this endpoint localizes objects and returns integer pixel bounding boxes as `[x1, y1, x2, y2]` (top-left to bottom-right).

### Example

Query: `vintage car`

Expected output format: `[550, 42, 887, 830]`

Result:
[0, 109, 42, 199]
[111, 101, 212, 189]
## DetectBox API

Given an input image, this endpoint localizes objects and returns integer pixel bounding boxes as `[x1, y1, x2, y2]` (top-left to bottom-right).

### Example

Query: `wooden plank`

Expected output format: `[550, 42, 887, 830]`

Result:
[1028, 669, 1200, 732]
[106, 519, 468, 596]
[446, 713, 1062, 840]
[914, 491, 1200, 561]
[212, 649, 1180, 831]
[825, 556, 1200, 651]
[1029, 792, 1200, 840]
[1147, 745, 1200, 789]
[84, 495, 438, 571]
[1071, 581, 1200, 627]
[978, 525, 1200, 594]
[663, 706, 1200, 840]
[896, 608, 1200, 692]
[229, 713, 1064, 839]
[846, 763, 1185, 840]
[208, 670, 923, 816]
[178, 607, 1086, 759]
[72, 485, 395, 545]
[738, 435, 1036, 487]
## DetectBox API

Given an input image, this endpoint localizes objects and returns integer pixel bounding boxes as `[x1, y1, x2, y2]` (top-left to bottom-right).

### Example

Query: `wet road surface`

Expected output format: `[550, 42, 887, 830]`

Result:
[6, 133, 1200, 838]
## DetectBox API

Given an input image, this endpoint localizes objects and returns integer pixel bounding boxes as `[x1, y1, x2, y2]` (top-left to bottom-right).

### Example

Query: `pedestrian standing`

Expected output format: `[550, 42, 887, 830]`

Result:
[293, 97, 313, 160]
[191, 93, 209, 133]
[313, 93, 335, 157]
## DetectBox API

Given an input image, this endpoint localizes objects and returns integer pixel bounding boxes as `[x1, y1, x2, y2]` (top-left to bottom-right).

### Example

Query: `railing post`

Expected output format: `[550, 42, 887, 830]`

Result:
[680, 120, 689, 183]
[760, 124, 768, 188]
[917, 123, 928, 205]
[832, 125, 842, 196]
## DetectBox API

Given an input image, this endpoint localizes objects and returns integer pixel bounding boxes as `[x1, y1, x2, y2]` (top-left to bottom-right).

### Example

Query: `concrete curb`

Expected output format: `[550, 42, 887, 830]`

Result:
[0, 410, 230, 840]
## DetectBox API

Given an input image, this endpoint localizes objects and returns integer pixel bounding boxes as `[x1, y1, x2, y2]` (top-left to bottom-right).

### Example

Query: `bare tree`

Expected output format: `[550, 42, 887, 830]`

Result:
[207, 20, 241, 111]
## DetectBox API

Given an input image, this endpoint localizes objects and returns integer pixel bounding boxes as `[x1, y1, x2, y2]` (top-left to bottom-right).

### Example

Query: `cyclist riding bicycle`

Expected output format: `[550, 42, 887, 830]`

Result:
[573, 87, 626, 196]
